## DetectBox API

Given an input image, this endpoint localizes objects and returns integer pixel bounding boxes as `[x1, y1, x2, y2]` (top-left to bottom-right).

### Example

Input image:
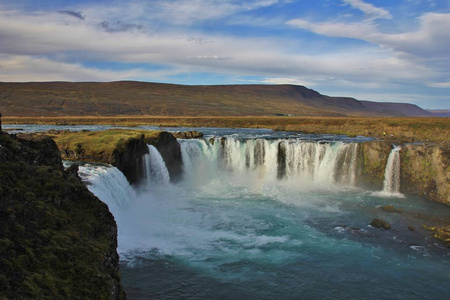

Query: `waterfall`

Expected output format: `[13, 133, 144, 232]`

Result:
[142, 145, 171, 186]
[380, 146, 403, 197]
[77, 164, 135, 212]
[179, 138, 359, 187]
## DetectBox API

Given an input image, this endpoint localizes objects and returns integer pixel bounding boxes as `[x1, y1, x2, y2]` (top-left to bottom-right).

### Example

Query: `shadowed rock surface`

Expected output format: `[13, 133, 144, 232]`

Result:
[0, 133, 125, 299]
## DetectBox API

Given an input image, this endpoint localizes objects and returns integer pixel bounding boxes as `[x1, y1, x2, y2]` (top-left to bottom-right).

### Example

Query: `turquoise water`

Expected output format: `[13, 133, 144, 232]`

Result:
[13, 124, 449, 298]
[114, 184, 449, 300]
[78, 136, 450, 299]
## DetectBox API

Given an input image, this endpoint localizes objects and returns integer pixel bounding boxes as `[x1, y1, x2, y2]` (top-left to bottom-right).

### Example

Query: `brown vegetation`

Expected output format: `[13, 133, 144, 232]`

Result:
[0, 81, 433, 117]
[4, 115, 450, 144]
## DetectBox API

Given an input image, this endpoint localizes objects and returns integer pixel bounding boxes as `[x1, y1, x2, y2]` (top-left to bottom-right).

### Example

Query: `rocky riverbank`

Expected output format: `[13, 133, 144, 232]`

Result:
[0, 132, 125, 299]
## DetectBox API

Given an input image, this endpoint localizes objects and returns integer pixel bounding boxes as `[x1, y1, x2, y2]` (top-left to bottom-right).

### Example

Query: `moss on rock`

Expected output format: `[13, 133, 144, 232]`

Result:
[0, 133, 125, 299]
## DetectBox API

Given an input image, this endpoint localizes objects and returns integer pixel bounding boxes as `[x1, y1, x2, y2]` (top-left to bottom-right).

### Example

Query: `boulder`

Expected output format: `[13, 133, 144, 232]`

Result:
[370, 218, 391, 230]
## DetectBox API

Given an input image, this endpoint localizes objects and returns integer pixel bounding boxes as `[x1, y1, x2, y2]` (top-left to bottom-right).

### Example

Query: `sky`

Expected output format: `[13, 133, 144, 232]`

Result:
[0, 0, 449, 109]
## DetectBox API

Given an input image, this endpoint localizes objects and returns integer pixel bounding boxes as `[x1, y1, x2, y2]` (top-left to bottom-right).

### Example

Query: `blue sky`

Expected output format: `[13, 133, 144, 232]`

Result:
[0, 0, 449, 109]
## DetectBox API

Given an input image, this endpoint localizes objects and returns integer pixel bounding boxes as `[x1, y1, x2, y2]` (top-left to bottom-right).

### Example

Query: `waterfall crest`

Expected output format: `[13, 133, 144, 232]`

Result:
[142, 145, 170, 186]
[381, 146, 403, 197]
[78, 164, 135, 211]
[179, 138, 359, 187]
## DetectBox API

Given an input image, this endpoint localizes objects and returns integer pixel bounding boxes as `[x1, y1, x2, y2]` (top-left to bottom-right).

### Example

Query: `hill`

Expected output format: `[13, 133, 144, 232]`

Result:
[427, 110, 450, 117]
[0, 81, 433, 117]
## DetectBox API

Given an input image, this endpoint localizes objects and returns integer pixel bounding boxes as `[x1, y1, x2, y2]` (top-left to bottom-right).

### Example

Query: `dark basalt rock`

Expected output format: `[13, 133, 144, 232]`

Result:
[172, 130, 204, 139]
[2, 133, 63, 171]
[277, 141, 287, 179]
[112, 135, 149, 185]
[0, 133, 125, 299]
[147, 131, 183, 182]
[370, 218, 391, 230]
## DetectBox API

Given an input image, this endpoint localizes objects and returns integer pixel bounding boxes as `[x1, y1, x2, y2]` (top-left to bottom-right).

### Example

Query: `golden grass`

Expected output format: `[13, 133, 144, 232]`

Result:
[52, 129, 161, 158]
[4, 115, 450, 144]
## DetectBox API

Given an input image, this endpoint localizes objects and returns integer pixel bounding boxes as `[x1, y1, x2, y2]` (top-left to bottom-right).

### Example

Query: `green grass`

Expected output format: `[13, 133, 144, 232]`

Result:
[52, 129, 161, 161]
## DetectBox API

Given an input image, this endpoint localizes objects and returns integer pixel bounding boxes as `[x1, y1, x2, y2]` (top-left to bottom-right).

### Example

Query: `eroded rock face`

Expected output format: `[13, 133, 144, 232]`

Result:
[0, 133, 125, 299]
[356, 141, 392, 190]
[112, 136, 149, 185]
[147, 131, 183, 182]
[400, 144, 450, 205]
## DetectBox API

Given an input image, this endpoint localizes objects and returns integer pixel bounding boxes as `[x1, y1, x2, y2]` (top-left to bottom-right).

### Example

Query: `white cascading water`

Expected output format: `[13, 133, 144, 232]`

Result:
[380, 146, 403, 197]
[77, 164, 135, 214]
[142, 145, 170, 186]
[73, 137, 449, 299]
[179, 138, 359, 187]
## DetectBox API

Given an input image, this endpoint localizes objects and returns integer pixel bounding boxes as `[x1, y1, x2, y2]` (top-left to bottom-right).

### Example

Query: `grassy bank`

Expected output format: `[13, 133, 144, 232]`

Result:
[50, 129, 161, 160]
[4, 116, 450, 144]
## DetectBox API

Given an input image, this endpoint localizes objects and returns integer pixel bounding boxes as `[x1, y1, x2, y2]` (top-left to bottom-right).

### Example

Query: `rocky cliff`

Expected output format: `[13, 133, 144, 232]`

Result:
[356, 141, 392, 190]
[0, 132, 125, 299]
[145, 131, 183, 182]
[400, 144, 450, 205]
[357, 141, 450, 206]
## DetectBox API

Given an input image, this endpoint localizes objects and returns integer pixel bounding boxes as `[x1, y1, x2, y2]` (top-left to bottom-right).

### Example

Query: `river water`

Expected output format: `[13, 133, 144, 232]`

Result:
[12, 125, 450, 299]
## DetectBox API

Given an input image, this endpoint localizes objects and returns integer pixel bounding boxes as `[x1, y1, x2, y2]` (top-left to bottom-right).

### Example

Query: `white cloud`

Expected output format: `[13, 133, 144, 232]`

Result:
[288, 12, 450, 69]
[258, 77, 316, 87]
[287, 18, 377, 40]
[0, 7, 438, 87]
[341, 0, 392, 20]
[426, 81, 450, 88]
[0, 54, 183, 82]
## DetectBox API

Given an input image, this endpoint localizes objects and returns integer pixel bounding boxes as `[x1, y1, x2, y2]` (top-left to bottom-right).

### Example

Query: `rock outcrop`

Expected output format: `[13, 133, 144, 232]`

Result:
[277, 141, 287, 179]
[52, 129, 184, 184]
[172, 130, 204, 139]
[0, 133, 124, 299]
[400, 144, 449, 205]
[146, 131, 183, 182]
[356, 141, 392, 190]
[112, 135, 149, 185]
[370, 218, 391, 230]
[356, 141, 449, 206]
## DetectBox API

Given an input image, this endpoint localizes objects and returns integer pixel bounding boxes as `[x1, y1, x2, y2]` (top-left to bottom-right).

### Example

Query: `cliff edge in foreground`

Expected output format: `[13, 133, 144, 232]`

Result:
[0, 132, 125, 299]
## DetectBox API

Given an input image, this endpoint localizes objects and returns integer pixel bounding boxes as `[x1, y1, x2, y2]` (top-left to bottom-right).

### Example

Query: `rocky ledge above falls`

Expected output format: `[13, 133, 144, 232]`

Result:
[0, 132, 125, 299]
[45, 129, 185, 185]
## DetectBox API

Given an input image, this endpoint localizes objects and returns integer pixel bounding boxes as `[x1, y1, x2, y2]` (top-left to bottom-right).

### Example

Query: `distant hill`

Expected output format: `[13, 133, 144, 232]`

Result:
[427, 110, 450, 117]
[0, 81, 434, 117]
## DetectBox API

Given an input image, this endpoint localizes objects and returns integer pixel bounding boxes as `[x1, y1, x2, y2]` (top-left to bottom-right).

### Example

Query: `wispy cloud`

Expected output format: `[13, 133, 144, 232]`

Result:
[341, 0, 392, 20]
[287, 12, 450, 66]
[58, 10, 85, 21]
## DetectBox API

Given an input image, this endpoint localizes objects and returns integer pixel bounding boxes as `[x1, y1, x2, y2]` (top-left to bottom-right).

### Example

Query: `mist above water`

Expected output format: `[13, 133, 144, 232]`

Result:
[78, 136, 448, 300]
